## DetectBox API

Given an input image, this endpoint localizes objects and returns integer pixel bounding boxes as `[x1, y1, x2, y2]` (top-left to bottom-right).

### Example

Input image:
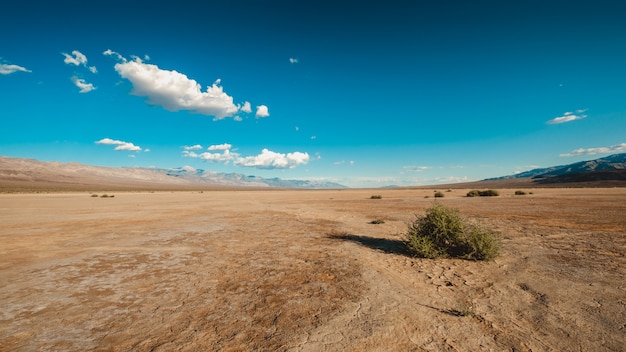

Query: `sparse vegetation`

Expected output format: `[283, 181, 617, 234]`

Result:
[370, 195, 382, 199]
[466, 189, 499, 197]
[404, 203, 499, 260]
[90, 194, 98, 197]
[100, 194, 115, 198]
[515, 190, 527, 195]
[370, 219, 385, 224]
[434, 191, 445, 198]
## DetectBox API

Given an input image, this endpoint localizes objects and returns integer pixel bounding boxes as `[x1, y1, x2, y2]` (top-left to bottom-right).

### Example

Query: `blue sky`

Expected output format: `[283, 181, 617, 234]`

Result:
[1, 0, 625, 187]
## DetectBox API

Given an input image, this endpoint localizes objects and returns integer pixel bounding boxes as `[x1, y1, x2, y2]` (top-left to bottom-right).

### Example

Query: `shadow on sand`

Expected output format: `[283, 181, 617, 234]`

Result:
[328, 232, 412, 257]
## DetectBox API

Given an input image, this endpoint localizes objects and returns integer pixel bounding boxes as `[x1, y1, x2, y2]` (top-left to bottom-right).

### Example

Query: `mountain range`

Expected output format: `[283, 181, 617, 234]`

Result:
[0, 156, 346, 191]
[1, 154, 625, 192]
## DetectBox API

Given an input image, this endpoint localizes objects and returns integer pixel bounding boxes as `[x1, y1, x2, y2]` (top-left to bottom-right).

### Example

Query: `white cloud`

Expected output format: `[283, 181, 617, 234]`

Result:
[103, 49, 126, 62]
[547, 109, 588, 124]
[255, 105, 270, 118]
[183, 143, 309, 169]
[0, 63, 31, 75]
[404, 166, 432, 172]
[289, 58, 298, 64]
[96, 138, 142, 151]
[106, 51, 255, 120]
[234, 149, 309, 169]
[208, 143, 232, 151]
[560, 142, 626, 157]
[63, 50, 97, 73]
[181, 165, 196, 172]
[240, 101, 252, 113]
[71, 76, 96, 93]
[183, 144, 203, 151]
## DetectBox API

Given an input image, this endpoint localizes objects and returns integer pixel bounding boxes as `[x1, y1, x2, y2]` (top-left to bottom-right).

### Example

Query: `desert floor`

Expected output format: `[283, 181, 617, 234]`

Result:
[1, 188, 625, 351]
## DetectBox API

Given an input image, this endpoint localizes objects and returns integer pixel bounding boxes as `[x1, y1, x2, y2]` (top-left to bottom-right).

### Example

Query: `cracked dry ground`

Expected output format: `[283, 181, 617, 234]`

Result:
[1, 188, 625, 351]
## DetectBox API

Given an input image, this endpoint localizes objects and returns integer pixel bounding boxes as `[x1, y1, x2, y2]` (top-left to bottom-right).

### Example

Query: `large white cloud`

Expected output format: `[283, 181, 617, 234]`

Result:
[71, 76, 95, 93]
[104, 50, 258, 120]
[547, 109, 587, 124]
[234, 149, 309, 169]
[96, 138, 142, 151]
[183, 143, 309, 169]
[560, 142, 626, 157]
[63, 50, 97, 73]
[0, 63, 31, 75]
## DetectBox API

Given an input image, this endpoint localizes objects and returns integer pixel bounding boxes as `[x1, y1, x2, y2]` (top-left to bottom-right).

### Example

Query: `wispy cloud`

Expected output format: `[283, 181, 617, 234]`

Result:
[289, 58, 298, 64]
[71, 76, 95, 93]
[255, 105, 270, 118]
[63, 50, 97, 73]
[104, 50, 260, 120]
[96, 138, 142, 151]
[560, 142, 626, 157]
[0, 63, 31, 75]
[183, 143, 309, 169]
[403, 166, 432, 172]
[183, 144, 203, 151]
[547, 109, 587, 124]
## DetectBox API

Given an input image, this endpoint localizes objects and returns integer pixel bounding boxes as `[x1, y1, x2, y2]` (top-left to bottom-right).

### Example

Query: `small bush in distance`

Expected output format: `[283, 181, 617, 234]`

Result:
[91, 194, 98, 197]
[370, 219, 385, 224]
[370, 195, 382, 199]
[434, 191, 445, 198]
[405, 203, 499, 260]
[515, 190, 527, 195]
[466, 189, 499, 197]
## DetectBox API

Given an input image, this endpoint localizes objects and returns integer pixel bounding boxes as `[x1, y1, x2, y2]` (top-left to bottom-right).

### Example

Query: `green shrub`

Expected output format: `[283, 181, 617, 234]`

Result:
[515, 190, 527, 195]
[434, 191, 445, 198]
[467, 189, 499, 197]
[405, 203, 499, 260]
[370, 219, 385, 224]
[370, 195, 382, 199]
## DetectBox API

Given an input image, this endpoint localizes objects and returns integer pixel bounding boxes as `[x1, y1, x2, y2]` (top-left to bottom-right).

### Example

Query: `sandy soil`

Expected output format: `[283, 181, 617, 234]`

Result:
[1, 188, 625, 351]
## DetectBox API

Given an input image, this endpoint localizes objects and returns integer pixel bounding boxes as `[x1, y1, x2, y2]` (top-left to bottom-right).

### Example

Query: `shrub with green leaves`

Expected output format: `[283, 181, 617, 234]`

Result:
[467, 189, 499, 197]
[405, 203, 499, 260]
[434, 191, 445, 198]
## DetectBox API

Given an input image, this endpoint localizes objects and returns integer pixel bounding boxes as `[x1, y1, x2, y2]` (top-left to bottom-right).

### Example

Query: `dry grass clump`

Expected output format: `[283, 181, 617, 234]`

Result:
[405, 203, 499, 260]
[370, 195, 382, 199]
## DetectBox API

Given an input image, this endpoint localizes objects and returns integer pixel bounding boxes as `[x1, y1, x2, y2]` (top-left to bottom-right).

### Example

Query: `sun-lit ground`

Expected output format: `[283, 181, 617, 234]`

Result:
[1, 188, 625, 351]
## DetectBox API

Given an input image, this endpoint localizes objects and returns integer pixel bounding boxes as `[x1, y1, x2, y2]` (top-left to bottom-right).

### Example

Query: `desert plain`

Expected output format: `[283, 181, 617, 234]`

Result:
[1, 187, 625, 351]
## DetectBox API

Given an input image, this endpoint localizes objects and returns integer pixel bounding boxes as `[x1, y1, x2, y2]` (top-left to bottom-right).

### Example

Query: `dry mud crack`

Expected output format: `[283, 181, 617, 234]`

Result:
[1, 189, 625, 351]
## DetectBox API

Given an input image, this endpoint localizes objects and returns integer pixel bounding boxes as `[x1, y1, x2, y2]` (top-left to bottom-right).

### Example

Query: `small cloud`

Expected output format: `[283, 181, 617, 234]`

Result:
[181, 165, 196, 172]
[295, 126, 299, 132]
[404, 166, 432, 172]
[255, 105, 270, 118]
[208, 143, 232, 151]
[128, 154, 136, 158]
[240, 101, 252, 113]
[310, 135, 317, 140]
[96, 138, 142, 151]
[144, 148, 151, 153]
[560, 142, 626, 157]
[547, 109, 588, 124]
[289, 58, 298, 64]
[71, 76, 95, 93]
[0, 63, 31, 75]
[63, 50, 97, 73]
[183, 144, 203, 151]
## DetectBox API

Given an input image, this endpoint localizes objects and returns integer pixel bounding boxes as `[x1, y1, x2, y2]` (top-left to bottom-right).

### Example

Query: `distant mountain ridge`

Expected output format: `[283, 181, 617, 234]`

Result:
[0, 156, 347, 190]
[488, 153, 626, 180]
